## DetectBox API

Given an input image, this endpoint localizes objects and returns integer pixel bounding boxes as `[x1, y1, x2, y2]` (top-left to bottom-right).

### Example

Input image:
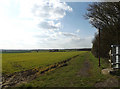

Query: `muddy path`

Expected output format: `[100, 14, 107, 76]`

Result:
[2, 55, 79, 88]
[77, 60, 91, 77]
[77, 52, 91, 77]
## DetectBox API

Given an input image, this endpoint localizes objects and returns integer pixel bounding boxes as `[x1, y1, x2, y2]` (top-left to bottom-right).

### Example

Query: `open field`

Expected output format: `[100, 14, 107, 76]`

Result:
[2, 51, 119, 88]
[2, 51, 84, 75]
[19, 51, 116, 87]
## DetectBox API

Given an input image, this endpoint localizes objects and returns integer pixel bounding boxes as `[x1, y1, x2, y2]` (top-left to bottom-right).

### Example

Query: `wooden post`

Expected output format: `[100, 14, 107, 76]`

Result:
[117, 29, 119, 45]
[98, 29, 101, 67]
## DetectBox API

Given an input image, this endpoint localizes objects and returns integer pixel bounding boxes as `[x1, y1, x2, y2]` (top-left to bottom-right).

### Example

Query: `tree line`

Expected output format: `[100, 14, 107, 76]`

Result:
[85, 2, 120, 58]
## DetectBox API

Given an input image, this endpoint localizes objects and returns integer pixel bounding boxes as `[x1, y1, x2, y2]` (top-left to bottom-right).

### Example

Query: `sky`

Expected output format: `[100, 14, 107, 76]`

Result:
[0, 0, 97, 49]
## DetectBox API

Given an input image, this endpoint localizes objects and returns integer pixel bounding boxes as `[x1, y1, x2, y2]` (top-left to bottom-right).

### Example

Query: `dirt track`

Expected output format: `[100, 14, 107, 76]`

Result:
[77, 53, 119, 87]
[77, 60, 91, 77]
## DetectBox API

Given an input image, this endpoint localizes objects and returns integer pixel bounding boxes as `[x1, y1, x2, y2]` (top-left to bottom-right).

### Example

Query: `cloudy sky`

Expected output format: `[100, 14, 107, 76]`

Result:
[0, 0, 97, 49]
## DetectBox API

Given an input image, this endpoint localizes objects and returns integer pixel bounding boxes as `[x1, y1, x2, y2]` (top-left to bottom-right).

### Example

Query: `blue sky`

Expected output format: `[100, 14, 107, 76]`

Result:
[0, 0, 96, 49]
[61, 2, 96, 37]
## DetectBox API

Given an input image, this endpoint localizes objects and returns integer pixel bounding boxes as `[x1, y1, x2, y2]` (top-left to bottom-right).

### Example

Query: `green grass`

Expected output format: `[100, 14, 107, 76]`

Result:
[19, 51, 110, 87]
[3, 51, 114, 87]
[2, 51, 85, 75]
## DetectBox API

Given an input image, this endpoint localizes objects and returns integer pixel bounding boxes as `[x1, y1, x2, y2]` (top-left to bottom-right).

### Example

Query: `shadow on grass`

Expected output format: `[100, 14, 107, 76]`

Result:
[110, 69, 120, 76]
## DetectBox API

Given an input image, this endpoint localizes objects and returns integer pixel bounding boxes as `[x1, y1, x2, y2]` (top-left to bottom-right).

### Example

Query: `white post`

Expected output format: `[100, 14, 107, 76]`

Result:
[116, 46, 119, 68]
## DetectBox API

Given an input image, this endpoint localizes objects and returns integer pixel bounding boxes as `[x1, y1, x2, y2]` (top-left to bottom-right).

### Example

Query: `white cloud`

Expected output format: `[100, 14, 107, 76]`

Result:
[19, 0, 72, 20]
[76, 29, 80, 33]
[62, 32, 78, 37]
[0, 0, 93, 49]
[38, 21, 61, 30]
[34, 31, 93, 49]
[18, 0, 72, 31]
[31, 0, 72, 20]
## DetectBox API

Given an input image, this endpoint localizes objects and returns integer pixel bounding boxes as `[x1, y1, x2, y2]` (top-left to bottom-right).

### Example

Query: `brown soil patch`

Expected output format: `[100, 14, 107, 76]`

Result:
[77, 60, 91, 77]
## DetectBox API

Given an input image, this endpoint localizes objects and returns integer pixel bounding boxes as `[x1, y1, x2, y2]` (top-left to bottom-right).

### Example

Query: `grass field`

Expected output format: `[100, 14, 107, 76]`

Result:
[2, 51, 119, 87]
[2, 51, 85, 75]
[19, 51, 112, 87]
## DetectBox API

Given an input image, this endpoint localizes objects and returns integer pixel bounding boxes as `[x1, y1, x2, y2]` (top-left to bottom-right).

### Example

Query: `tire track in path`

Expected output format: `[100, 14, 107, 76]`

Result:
[77, 52, 91, 77]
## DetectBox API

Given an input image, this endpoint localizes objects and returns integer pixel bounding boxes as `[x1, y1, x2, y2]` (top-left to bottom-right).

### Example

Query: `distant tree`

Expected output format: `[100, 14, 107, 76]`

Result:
[49, 49, 59, 52]
[36, 50, 39, 52]
[85, 2, 120, 58]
